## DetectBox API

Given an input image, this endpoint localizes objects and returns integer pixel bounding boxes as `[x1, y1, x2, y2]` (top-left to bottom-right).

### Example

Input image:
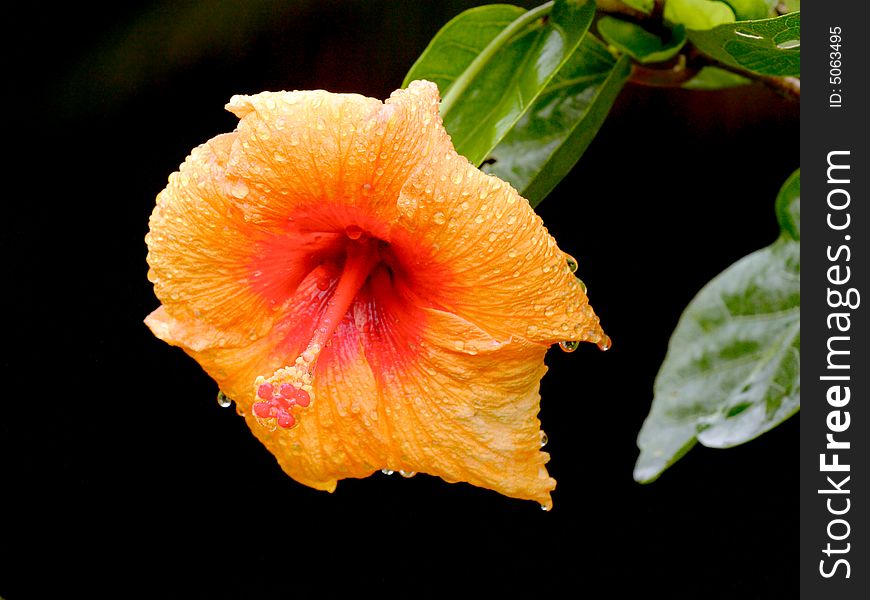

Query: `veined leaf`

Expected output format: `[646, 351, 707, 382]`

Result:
[404, 0, 596, 167]
[483, 35, 631, 206]
[634, 170, 800, 483]
[597, 17, 687, 64]
[403, 4, 526, 93]
[688, 12, 800, 77]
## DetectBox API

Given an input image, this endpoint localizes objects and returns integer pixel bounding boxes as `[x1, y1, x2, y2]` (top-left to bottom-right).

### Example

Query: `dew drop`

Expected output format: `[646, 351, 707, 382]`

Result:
[381, 469, 395, 476]
[597, 334, 612, 352]
[559, 340, 580, 353]
[540, 504, 551, 512]
[576, 277, 587, 293]
[345, 225, 364, 240]
[565, 254, 578, 273]
[453, 340, 465, 352]
[216, 391, 232, 408]
[230, 180, 249, 199]
[399, 470, 417, 478]
[540, 432, 548, 447]
[433, 211, 446, 225]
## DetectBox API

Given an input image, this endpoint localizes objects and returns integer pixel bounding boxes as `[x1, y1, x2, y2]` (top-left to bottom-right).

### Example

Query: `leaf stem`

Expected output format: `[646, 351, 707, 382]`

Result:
[440, 1, 554, 118]
[704, 56, 801, 100]
[627, 46, 800, 101]
[596, 0, 664, 21]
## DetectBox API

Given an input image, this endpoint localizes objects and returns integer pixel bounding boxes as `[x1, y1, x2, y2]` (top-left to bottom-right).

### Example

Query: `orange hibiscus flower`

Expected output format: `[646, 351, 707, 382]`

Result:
[145, 80, 608, 509]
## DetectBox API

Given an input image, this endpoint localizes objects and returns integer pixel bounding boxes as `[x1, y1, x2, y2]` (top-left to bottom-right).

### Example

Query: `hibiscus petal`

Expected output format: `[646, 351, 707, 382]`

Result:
[368, 302, 557, 508]
[146, 133, 344, 348]
[223, 81, 451, 237]
[393, 146, 606, 347]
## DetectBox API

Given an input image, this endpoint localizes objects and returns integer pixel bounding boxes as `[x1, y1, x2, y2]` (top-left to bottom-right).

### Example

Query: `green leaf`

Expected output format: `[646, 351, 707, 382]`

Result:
[597, 17, 687, 63]
[664, 0, 736, 30]
[621, 0, 655, 14]
[483, 35, 631, 206]
[688, 12, 800, 77]
[682, 66, 750, 89]
[634, 170, 800, 483]
[775, 168, 800, 241]
[405, 0, 597, 167]
[721, 0, 771, 21]
[783, 0, 800, 13]
[403, 4, 527, 92]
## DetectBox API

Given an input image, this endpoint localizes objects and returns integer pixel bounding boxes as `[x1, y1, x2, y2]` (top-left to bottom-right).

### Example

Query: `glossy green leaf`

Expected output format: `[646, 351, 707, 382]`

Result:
[483, 36, 630, 206]
[634, 170, 800, 483]
[403, 4, 526, 92]
[664, 0, 736, 30]
[688, 12, 800, 77]
[722, 0, 771, 20]
[597, 17, 687, 63]
[406, 0, 596, 167]
[682, 66, 750, 89]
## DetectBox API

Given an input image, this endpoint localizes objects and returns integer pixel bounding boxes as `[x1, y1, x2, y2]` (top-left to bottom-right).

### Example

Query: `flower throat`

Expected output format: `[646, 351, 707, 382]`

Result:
[252, 231, 382, 430]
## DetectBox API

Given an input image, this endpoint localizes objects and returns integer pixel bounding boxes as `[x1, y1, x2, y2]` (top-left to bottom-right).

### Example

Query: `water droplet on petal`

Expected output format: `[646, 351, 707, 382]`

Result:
[540, 504, 551, 512]
[216, 391, 232, 408]
[345, 225, 364, 240]
[433, 211, 446, 225]
[540, 432, 548, 447]
[597, 334, 612, 352]
[559, 340, 580, 353]
[576, 278, 587, 293]
[399, 470, 417, 478]
[381, 469, 395, 476]
[230, 180, 249, 199]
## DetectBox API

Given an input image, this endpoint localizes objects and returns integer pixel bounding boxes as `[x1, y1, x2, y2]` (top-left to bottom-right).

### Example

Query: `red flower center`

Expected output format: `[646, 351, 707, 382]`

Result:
[251, 222, 416, 430]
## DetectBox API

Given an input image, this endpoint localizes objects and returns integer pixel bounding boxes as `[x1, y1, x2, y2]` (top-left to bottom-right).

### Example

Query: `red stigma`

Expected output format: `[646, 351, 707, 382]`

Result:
[294, 389, 311, 407]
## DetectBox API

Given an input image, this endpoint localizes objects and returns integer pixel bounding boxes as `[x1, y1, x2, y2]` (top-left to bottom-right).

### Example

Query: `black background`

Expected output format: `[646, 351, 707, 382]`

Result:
[2, 1, 798, 598]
